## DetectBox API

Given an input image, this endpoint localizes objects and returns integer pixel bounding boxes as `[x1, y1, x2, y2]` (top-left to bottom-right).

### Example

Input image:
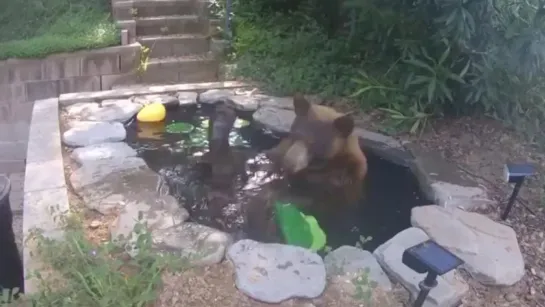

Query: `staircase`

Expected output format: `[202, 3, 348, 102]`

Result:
[112, 0, 220, 85]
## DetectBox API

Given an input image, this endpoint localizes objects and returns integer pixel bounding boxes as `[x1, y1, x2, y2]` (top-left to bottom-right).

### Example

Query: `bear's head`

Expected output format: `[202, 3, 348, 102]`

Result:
[279, 93, 356, 175]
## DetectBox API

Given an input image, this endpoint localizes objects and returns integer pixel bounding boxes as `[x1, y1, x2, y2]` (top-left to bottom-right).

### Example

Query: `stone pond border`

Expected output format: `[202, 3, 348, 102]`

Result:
[22, 97, 69, 293]
[21, 85, 525, 306]
[20, 82, 252, 294]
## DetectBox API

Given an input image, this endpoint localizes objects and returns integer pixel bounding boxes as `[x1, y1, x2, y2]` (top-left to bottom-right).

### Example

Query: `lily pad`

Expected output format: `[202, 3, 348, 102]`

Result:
[275, 202, 327, 252]
[165, 122, 195, 134]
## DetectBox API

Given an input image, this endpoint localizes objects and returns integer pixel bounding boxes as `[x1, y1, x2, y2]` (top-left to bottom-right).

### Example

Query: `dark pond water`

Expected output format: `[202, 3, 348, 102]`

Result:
[125, 104, 430, 251]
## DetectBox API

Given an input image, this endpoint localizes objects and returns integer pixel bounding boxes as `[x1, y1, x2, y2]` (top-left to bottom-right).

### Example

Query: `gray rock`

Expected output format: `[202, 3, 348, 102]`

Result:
[75, 168, 182, 217]
[87, 99, 142, 123]
[229, 95, 262, 111]
[176, 92, 198, 106]
[64, 102, 100, 120]
[153, 222, 232, 267]
[227, 239, 326, 303]
[253, 107, 295, 134]
[373, 227, 468, 307]
[62, 121, 126, 147]
[69, 157, 147, 192]
[324, 246, 392, 291]
[131, 94, 174, 106]
[110, 193, 188, 241]
[70, 142, 137, 164]
[259, 96, 294, 110]
[429, 181, 491, 210]
[110, 190, 189, 258]
[198, 89, 234, 104]
[406, 143, 492, 210]
[411, 205, 524, 286]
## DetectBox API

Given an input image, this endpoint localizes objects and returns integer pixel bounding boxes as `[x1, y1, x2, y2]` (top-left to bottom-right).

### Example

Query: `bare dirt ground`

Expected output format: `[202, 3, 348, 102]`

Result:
[403, 116, 545, 307]
[66, 101, 545, 307]
[355, 109, 545, 307]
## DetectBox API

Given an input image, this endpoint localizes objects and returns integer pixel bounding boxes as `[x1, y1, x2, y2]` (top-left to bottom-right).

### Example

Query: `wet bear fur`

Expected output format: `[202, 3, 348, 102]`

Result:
[265, 93, 368, 206]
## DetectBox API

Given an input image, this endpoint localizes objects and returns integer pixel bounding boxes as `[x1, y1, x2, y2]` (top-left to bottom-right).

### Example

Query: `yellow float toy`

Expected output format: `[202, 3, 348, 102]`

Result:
[137, 103, 166, 123]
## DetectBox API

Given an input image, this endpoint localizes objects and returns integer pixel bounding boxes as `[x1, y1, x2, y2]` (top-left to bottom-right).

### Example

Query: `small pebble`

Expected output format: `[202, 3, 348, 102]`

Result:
[89, 220, 101, 229]
[504, 293, 517, 302]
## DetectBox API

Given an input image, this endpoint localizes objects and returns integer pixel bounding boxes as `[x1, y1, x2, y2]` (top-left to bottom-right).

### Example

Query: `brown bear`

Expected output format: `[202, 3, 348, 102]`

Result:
[265, 93, 368, 205]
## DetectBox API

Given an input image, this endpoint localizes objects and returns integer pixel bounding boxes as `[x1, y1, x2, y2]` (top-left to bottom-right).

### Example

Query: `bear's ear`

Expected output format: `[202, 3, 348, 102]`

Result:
[333, 114, 355, 138]
[293, 93, 311, 116]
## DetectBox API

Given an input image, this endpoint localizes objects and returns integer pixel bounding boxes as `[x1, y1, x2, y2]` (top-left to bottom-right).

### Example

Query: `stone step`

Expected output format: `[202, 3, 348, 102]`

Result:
[139, 34, 210, 58]
[135, 15, 204, 36]
[139, 55, 218, 84]
[113, 0, 206, 20]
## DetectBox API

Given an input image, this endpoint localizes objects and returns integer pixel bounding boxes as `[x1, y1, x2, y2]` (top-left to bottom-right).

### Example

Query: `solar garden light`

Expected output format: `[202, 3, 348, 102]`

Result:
[501, 163, 536, 221]
[402, 240, 464, 307]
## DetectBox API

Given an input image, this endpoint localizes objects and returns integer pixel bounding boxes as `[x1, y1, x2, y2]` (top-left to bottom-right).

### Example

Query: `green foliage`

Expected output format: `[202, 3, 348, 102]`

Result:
[0, 0, 119, 60]
[231, 17, 364, 97]
[230, 0, 545, 142]
[15, 206, 189, 307]
[352, 268, 378, 303]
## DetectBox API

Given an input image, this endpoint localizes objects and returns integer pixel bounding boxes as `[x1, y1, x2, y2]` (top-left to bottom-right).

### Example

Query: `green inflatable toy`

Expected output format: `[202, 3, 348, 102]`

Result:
[274, 202, 326, 252]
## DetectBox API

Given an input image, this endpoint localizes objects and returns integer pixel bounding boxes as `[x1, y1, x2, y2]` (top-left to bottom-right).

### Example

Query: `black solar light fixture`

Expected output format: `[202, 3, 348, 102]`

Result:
[402, 240, 464, 307]
[501, 163, 536, 221]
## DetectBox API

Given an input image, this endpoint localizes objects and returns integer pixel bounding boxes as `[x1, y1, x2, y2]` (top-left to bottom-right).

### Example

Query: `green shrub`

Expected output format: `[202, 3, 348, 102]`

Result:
[0, 0, 119, 60]
[229, 0, 545, 143]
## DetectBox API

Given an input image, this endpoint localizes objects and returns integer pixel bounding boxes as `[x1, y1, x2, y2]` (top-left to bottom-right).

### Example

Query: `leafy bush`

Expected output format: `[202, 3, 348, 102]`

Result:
[0, 0, 119, 60]
[230, 0, 545, 142]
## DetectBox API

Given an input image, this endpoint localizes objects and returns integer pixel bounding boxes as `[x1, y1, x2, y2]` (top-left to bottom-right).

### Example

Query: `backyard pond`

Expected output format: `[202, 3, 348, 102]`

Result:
[125, 103, 430, 251]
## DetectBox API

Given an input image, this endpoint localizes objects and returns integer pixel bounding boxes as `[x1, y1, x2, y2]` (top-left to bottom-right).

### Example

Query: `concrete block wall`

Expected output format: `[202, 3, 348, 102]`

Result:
[0, 43, 141, 104]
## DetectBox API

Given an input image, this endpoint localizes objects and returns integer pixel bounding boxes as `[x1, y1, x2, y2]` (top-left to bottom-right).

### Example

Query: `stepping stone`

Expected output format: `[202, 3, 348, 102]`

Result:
[62, 121, 126, 147]
[411, 205, 524, 286]
[373, 227, 468, 307]
[227, 239, 326, 303]
[70, 142, 137, 164]
[324, 245, 392, 291]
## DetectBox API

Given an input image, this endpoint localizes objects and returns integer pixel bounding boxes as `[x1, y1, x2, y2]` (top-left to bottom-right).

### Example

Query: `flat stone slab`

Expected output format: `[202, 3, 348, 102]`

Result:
[197, 89, 292, 112]
[64, 99, 141, 123]
[62, 121, 127, 147]
[59, 81, 249, 105]
[324, 245, 392, 291]
[131, 94, 178, 107]
[227, 239, 327, 303]
[252, 106, 295, 134]
[64, 102, 100, 121]
[198, 89, 235, 105]
[70, 142, 137, 165]
[110, 191, 187, 241]
[406, 143, 492, 210]
[69, 157, 147, 192]
[89, 99, 142, 123]
[259, 96, 294, 110]
[411, 205, 524, 286]
[153, 222, 233, 267]
[374, 227, 468, 307]
[176, 92, 198, 106]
